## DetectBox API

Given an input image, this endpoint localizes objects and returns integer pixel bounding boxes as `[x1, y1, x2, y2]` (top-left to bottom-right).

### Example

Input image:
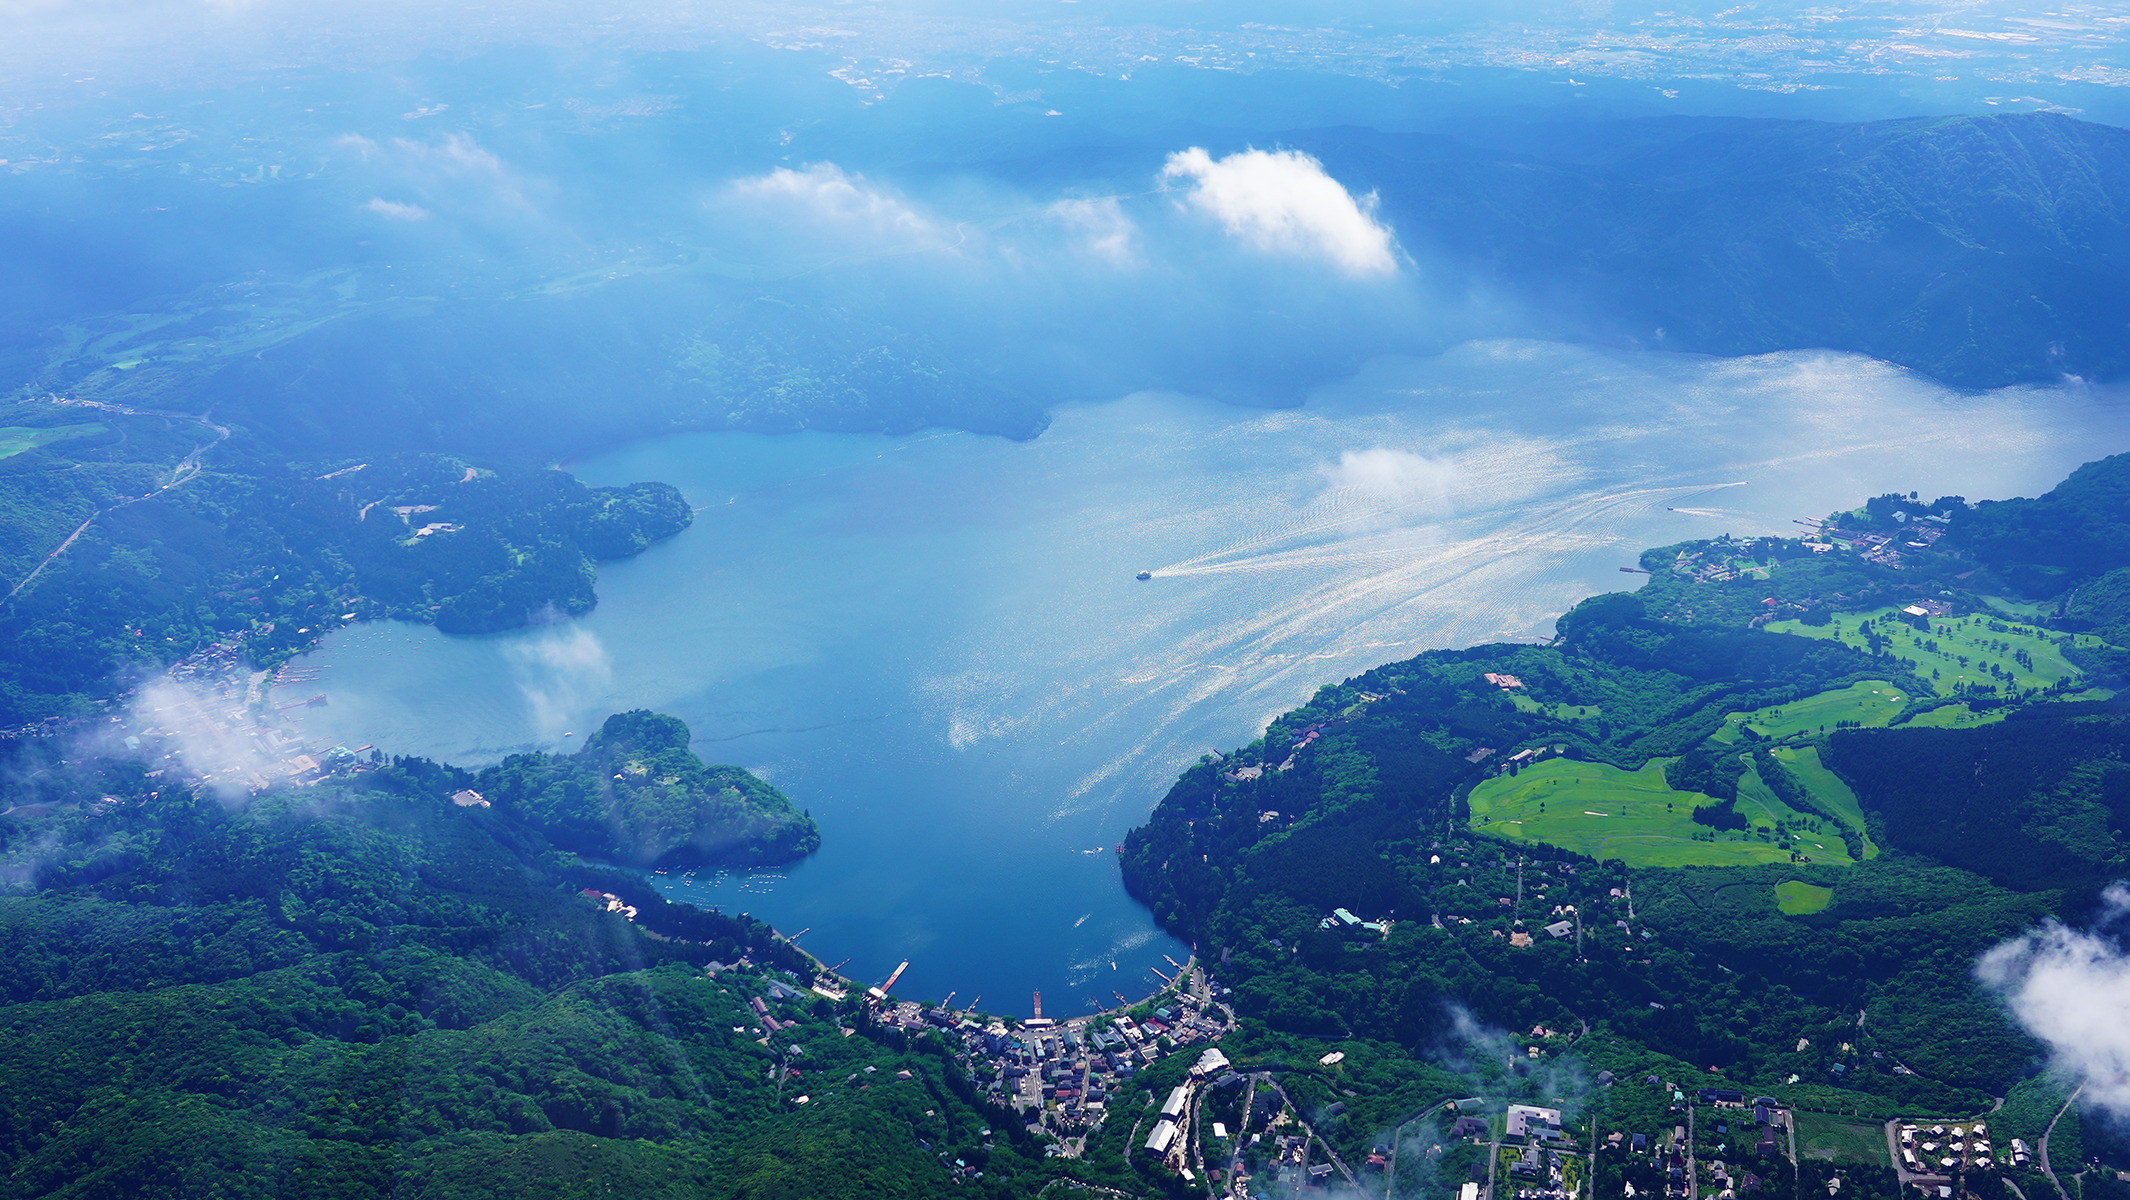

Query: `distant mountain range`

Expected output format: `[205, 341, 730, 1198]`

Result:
[1308, 111, 2130, 389]
[190, 112, 2130, 462]
[5, 106, 2127, 469]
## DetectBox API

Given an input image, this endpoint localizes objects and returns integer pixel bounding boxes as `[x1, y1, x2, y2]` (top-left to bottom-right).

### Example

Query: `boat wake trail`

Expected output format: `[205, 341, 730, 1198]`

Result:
[1153, 480, 1744, 580]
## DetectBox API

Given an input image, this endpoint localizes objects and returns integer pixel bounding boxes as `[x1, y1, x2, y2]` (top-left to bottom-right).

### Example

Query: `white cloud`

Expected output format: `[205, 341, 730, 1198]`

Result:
[126, 678, 278, 801]
[1324, 447, 1458, 511]
[1163, 146, 1396, 277]
[365, 197, 429, 221]
[334, 133, 379, 161]
[355, 131, 531, 212]
[1048, 196, 1138, 266]
[505, 624, 613, 743]
[391, 131, 505, 177]
[729, 162, 935, 244]
[1977, 883, 2130, 1114]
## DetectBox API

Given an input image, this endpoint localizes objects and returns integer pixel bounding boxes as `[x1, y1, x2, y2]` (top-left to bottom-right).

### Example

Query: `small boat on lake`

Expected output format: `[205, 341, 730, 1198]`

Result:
[1135, 571, 1151, 581]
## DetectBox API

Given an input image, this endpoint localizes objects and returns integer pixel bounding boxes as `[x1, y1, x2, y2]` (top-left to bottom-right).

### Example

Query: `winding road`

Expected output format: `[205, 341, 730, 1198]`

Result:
[2039, 1084, 2084, 1200]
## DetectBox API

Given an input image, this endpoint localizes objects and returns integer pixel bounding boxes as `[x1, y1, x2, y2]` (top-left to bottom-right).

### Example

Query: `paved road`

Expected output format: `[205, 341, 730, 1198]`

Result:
[1687, 1103, 1698, 1200]
[2039, 1084, 2085, 1200]
[1379, 1099, 1459, 1200]
[5, 403, 229, 601]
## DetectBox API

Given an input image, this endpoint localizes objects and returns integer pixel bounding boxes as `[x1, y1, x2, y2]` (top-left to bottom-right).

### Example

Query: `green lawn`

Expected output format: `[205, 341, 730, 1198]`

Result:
[1468, 759, 1826, 868]
[1768, 746, 1878, 859]
[1794, 1112, 1889, 1166]
[0, 423, 103, 461]
[1768, 607, 2100, 695]
[1715, 680, 1911, 742]
[1774, 881, 1835, 914]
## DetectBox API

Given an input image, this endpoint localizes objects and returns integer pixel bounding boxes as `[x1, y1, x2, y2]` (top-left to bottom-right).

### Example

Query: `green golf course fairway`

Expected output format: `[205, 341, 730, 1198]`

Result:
[1716, 680, 1910, 741]
[1467, 759, 1810, 868]
[1767, 745, 1879, 859]
[1768, 608, 2099, 694]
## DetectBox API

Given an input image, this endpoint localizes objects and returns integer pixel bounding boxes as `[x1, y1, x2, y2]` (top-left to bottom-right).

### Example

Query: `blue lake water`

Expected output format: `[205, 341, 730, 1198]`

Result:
[278, 340, 2130, 1017]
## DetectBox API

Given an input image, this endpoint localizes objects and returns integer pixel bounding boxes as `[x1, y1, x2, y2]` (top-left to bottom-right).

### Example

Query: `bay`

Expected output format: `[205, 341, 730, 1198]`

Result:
[277, 339, 2130, 1017]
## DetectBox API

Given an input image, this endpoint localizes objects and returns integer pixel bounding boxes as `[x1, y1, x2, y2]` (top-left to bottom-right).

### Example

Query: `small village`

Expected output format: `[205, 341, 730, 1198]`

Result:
[0, 626, 376, 795]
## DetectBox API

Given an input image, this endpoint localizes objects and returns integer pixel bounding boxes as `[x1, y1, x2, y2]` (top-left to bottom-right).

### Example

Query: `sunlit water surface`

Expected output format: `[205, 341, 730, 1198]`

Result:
[279, 340, 2130, 1016]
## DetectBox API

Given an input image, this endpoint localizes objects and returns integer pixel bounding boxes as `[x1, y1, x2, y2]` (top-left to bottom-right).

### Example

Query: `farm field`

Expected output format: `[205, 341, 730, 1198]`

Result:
[1794, 1113, 1890, 1166]
[1717, 680, 1910, 741]
[1467, 759, 1834, 868]
[0, 423, 102, 461]
[1767, 607, 2103, 695]
[1768, 746, 1878, 858]
[1775, 881, 1834, 914]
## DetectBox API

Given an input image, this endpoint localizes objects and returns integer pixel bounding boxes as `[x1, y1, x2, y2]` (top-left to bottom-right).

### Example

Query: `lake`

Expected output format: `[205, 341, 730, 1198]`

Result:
[276, 339, 2130, 1017]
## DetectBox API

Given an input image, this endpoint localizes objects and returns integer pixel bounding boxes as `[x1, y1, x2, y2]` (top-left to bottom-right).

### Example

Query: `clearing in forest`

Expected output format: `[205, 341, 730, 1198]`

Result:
[1794, 1112, 1890, 1165]
[0, 423, 103, 461]
[1774, 880, 1834, 914]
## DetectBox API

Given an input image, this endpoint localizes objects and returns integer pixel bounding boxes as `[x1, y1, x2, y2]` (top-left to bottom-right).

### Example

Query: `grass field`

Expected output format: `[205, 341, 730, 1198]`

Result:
[1901, 702, 2006, 730]
[1768, 746, 1878, 859]
[1775, 881, 1835, 914]
[1716, 681, 1911, 741]
[1768, 607, 2101, 695]
[1795, 1112, 1889, 1166]
[1468, 759, 1833, 868]
[1507, 693, 1602, 720]
[0, 423, 103, 461]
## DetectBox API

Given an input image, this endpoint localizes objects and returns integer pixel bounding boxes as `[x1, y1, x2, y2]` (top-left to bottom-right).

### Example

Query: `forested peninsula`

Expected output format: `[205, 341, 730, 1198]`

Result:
[1121, 452, 2130, 1188]
[0, 398, 691, 726]
[483, 710, 821, 869]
